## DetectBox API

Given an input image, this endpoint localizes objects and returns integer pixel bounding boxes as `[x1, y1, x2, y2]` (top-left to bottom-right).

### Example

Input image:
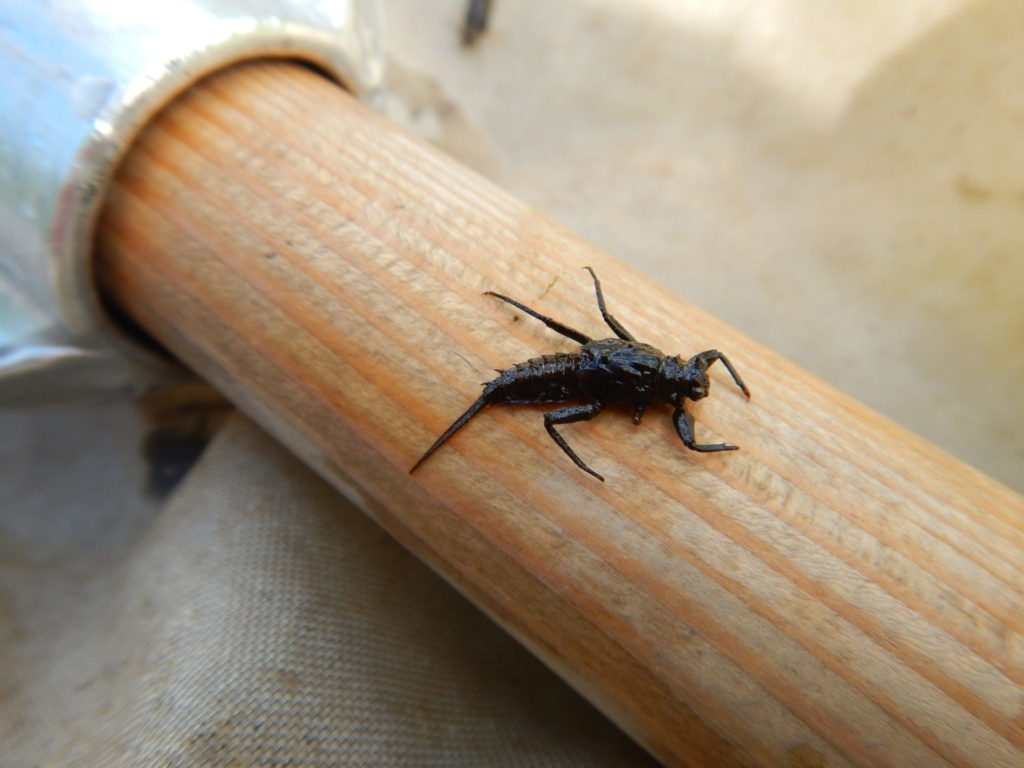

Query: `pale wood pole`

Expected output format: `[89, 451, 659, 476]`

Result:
[96, 61, 1024, 768]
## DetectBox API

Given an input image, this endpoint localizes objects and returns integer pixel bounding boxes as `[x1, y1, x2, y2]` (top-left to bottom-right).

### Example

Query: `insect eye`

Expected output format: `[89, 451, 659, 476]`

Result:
[688, 373, 711, 400]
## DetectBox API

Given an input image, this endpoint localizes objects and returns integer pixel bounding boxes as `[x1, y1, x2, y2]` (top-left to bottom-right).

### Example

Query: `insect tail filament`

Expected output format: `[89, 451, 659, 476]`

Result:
[409, 395, 490, 474]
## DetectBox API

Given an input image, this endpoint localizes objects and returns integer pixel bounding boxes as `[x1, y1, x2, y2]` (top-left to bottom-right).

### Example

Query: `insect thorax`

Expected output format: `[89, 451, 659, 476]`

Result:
[581, 339, 673, 404]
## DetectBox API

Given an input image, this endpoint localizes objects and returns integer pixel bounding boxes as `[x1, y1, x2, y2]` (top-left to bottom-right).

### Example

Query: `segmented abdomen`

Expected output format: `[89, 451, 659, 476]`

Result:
[485, 353, 586, 404]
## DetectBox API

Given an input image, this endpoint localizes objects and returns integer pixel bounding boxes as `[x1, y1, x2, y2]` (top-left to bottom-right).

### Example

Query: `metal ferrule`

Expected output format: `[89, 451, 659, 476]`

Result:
[0, 0, 384, 400]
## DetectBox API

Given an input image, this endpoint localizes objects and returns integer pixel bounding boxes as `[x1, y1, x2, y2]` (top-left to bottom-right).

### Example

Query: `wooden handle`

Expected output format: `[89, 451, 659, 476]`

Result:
[96, 61, 1024, 767]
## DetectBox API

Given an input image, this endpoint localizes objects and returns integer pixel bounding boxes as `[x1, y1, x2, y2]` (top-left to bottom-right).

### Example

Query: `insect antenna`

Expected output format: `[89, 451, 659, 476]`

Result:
[693, 349, 751, 399]
[409, 395, 490, 474]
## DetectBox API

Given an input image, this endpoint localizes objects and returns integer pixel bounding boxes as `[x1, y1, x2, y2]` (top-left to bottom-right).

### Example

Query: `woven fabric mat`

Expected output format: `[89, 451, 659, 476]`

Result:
[0, 405, 652, 767]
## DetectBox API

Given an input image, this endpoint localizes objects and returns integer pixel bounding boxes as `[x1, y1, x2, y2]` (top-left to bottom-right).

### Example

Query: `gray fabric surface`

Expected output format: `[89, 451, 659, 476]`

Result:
[0, 404, 653, 766]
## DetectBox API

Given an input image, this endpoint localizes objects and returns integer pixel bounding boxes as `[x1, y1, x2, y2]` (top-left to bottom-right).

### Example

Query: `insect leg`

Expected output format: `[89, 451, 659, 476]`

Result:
[693, 349, 751, 398]
[583, 267, 635, 341]
[672, 406, 739, 452]
[410, 394, 490, 474]
[544, 402, 606, 481]
[484, 291, 592, 344]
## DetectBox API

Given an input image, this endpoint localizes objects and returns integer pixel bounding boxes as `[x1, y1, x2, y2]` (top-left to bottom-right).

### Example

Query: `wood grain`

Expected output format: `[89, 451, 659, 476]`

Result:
[96, 61, 1024, 767]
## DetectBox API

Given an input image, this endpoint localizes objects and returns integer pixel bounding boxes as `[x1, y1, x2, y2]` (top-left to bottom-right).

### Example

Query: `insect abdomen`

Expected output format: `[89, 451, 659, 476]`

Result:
[486, 353, 586, 404]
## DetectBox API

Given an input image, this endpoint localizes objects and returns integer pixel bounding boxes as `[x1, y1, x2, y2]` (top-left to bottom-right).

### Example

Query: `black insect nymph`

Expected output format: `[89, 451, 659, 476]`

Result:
[410, 268, 750, 481]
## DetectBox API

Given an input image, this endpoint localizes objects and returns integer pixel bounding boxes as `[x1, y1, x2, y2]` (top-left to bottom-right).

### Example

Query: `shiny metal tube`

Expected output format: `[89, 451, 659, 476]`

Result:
[0, 0, 384, 399]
